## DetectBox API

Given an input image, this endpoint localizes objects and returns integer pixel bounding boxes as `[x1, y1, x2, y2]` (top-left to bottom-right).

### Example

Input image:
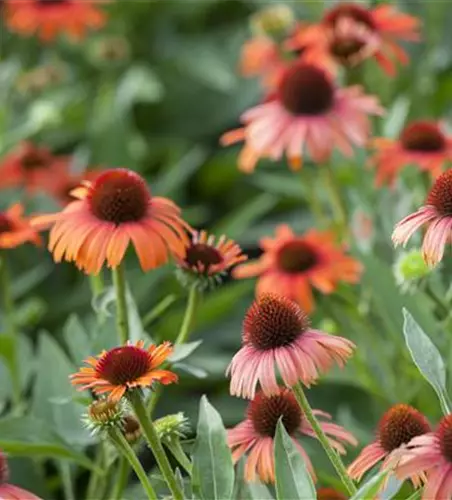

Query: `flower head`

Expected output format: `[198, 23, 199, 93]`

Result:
[321, 2, 420, 75]
[233, 225, 362, 313]
[32, 168, 190, 274]
[392, 169, 452, 267]
[348, 404, 430, 485]
[227, 293, 355, 399]
[370, 121, 452, 187]
[154, 412, 190, 444]
[250, 4, 294, 39]
[394, 249, 431, 292]
[221, 61, 383, 172]
[5, 0, 107, 42]
[0, 203, 41, 249]
[316, 487, 347, 500]
[122, 415, 141, 443]
[396, 414, 452, 499]
[228, 388, 357, 483]
[0, 142, 54, 192]
[70, 340, 178, 402]
[175, 230, 247, 290]
[0, 450, 42, 499]
[83, 398, 125, 434]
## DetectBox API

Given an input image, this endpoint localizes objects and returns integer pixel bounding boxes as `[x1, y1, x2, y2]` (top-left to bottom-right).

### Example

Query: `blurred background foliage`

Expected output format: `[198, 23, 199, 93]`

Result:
[2, 0, 452, 497]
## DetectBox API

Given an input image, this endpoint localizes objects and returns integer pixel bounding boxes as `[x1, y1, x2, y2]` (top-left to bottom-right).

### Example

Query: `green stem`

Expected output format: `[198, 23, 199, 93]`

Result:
[0, 254, 21, 409]
[109, 428, 157, 500]
[292, 382, 357, 495]
[148, 385, 163, 416]
[165, 439, 192, 476]
[112, 264, 130, 344]
[89, 272, 105, 298]
[322, 163, 348, 233]
[59, 463, 75, 500]
[109, 456, 130, 500]
[85, 444, 106, 500]
[129, 391, 183, 500]
[175, 285, 199, 345]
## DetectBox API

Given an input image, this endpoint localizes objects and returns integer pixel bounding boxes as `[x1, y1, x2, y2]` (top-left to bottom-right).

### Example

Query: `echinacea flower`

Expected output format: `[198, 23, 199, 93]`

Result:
[0, 450, 42, 499]
[320, 2, 420, 75]
[228, 388, 357, 483]
[392, 169, 452, 267]
[316, 487, 347, 500]
[370, 121, 452, 187]
[0, 142, 54, 192]
[396, 414, 452, 499]
[0, 203, 41, 249]
[348, 404, 430, 486]
[233, 225, 362, 313]
[5, 0, 107, 42]
[32, 168, 190, 274]
[175, 230, 247, 290]
[221, 61, 383, 172]
[70, 340, 178, 403]
[227, 293, 355, 399]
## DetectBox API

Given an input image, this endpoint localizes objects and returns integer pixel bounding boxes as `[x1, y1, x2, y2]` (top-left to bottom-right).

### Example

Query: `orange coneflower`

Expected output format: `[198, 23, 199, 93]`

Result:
[233, 225, 361, 313]
[0, 142, 54, 193]
[175, 230, 247, 290]
[70, 341, 178, 403]
[5, 0, 107, 42]
[228, 388, 356, 483]
[32, 168, 190, 275]
[0, 203, 41, 249]
[370, 121, 452, 187]
[221, 61, 383, 172]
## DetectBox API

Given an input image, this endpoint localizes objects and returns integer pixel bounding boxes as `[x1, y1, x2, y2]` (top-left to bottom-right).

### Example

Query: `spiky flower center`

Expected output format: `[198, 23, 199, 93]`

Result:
[123, 415, 141, 443]
[38, 0, 68, 5]
[438, 414, 452, 463]
[316, 488, 347, 500]
[243, 293, 309, 350]
[21, 149, 48, 171]
[88, 169, 150, 224]
[248, 390, 302, 438]
[400, 122, 446, 153]
[88, 399, 122, 425]
[0, 451, 8, 484]
[96, 345, 152, 386]
[330, 37, 366, 61]
[277, 240, 319, 274]
[323, 3, 376, 31]
[426, 170, 452, 216]
[185, 243, 223, 271]
[378, 404, 430, 453]
[0, 214, 12, 234]
[278, 64, 334, 116]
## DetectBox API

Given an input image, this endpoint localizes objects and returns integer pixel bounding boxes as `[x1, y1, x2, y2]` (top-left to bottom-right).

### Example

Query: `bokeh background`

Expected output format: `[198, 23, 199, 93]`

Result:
[1, 0, 452, 497]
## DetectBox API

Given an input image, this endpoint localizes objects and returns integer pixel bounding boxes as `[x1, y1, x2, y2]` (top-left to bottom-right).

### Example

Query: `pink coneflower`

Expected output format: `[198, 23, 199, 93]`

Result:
[0, 450, 42, 499]
[396, 414, 452, 499]
[370, 121, 452, 187]
[392, 169, 452, 267]
[348, 404, 430, 486]
[228, 388, 357, 483]
[227, 293, 355, 399]
[220, 61, 383, 172]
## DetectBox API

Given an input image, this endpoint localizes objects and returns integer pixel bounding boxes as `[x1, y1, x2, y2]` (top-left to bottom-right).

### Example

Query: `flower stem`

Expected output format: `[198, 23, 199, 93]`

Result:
[109, 456, 130, 500]
[109, 427, 157, 500]
[175, 284, 199, 345]
[165, 439, 192, 475]
[322, 163, 348, 234]
[112, 264, 130, 344]
[129, 391, 183, 500]
[89, 272, 105, 298]
[86, 445, 106, 500]
[0, 253, 21, 409]
[292, 382, 357, 495]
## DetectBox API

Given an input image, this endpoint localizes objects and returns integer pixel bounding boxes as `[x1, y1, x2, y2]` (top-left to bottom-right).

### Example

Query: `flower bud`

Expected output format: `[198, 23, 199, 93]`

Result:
[250, 4, 295, 39]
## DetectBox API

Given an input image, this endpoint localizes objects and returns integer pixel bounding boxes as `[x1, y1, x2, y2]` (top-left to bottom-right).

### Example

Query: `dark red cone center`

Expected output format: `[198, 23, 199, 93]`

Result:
[278, 64, 335, 116]
[0, 214, 12, 234]
[426, 170, 452, 216]
[38, 0, 68, 5]
[96, 346, 151, 386]
[330, 37, 366, 62]
[185, 243, 223, 271]
[378, 404, 430, 453]
[277, 240, 319, 274]
[438, 415, 452, 463]
[400, 122, 446, 153]
[243, 293, 309, 350]
[248, 390, 302, 437]
[88, 169, 150, 224]
[323, 3, 376, 30]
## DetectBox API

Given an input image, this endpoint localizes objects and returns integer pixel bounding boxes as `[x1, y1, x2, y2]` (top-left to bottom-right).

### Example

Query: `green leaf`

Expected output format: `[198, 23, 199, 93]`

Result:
[349, 469, 390, 500]
[380, 476, 403, 500]
[402, 308, 451, 414]
[169, 340, 203, 363]
[0, 416, 98, 471]
[63, 315, 91, 364]
[274, 420, 316, 500]
[31, 334, 91, 446]
[233, 458, 274, 500]
[192, 395, 235, 500]
[116, 66, 165, 113]
[174, 362, 208, 379]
